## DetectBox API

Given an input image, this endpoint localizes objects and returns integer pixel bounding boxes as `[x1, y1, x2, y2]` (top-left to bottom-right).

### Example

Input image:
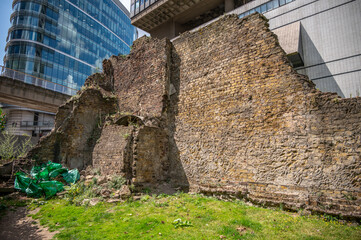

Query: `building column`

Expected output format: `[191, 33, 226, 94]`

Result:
[225, 0, 234, 12]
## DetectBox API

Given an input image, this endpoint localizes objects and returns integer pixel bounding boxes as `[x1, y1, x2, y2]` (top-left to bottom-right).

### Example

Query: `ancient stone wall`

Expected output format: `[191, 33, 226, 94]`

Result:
[171, 14, 361, 217]
[112, 37, 172, 120]
[28, 87, 118, 170]
[92, 125, 133, 177]
[30, 37, 175, 185]
[105, 38, 173, 185]
[27, 13, 360, 218]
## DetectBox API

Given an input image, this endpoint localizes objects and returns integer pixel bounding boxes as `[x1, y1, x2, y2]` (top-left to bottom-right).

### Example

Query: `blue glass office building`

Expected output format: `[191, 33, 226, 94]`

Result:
[5, 0, 135, 94]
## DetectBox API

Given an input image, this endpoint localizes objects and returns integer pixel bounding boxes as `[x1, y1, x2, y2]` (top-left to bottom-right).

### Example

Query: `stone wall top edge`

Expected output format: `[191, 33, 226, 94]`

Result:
[130, 35, 171, 52]
[172, 13, 267, 44]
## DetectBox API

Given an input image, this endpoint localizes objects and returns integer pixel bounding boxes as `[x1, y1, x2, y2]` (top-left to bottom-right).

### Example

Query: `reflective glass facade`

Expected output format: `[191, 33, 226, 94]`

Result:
[5, 0, 135, 93]
[130, 0, 154, 17]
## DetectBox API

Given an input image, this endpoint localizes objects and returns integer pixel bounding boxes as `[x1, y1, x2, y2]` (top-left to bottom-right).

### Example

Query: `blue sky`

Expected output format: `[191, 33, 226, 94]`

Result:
[0, 1, 13, 65]
[0, 0, 141, 66]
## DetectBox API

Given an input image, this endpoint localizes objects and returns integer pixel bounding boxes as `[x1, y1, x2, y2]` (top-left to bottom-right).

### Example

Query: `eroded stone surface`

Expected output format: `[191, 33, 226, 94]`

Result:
[92, 124, 133, 178]
[28, 87, 118, 170]
[26, 13, 361, 218]
[172, 14, 361, 217]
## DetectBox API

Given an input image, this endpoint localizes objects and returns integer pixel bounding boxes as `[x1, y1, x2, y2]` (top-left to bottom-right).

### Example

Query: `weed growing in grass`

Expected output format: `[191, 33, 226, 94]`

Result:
[172, 218, 193, 228]
[31, 199, 48, 207]
[107, 175, 126, 190]
[140, 195, 150, 202]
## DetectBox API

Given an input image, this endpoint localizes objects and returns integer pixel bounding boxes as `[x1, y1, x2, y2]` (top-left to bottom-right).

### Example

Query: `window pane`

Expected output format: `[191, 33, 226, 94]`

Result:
[267, 2, 273, 11]
[273, 0, 280, 8]
[261, 4, 267, 12]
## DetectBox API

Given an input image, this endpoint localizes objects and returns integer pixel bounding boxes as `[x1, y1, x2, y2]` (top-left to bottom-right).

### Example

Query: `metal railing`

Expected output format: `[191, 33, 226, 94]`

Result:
[0, 65, 77, 96]
[7, 120, 54, 129]
[131, 0, 160, 18]
[19, 121, 54, 128]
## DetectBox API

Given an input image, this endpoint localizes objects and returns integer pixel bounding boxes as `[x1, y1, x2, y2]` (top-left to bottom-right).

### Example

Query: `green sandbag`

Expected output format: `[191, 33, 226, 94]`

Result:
[14, 161, 79, 198]
[39, 181, 64, 198]
[62, 169, 80, 184]
[49, 168, 68, 178]
[46, 162, 63, 171]
[30, 166, 42, 180]
[25, 182, 44, 198]
[38, 168, 50, 181]
[39, 161, 63, 179]
[14, 172, 33, 192]
[15, 172, 43, 198]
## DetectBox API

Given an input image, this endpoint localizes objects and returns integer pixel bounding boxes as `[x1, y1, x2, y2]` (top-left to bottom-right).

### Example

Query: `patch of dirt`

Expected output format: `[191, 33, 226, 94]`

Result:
[0, 207, 59, 240]
[237, 226, 248, 235]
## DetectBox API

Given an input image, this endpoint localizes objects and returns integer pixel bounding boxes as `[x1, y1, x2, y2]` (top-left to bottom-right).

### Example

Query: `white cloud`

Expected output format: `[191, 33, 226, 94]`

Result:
[58, 11, 85, 59]
[94, 54, 110, 72]
[66, 74, 75, 85]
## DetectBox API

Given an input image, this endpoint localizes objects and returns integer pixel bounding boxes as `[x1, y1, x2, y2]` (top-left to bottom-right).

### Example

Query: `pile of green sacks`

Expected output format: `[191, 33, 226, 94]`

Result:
[14, 161, 80, 198]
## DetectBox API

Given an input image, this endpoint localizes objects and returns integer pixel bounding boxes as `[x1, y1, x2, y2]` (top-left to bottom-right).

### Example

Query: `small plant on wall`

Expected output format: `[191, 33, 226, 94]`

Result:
[0, 108, 6, 130]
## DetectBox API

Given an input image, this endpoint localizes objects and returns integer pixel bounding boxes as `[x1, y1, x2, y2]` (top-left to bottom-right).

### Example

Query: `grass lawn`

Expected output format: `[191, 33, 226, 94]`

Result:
[20, 193, 360, 240]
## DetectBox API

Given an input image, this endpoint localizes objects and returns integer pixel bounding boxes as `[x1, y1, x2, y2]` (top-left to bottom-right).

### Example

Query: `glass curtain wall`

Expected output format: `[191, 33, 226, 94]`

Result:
[5, 0, 135, 93]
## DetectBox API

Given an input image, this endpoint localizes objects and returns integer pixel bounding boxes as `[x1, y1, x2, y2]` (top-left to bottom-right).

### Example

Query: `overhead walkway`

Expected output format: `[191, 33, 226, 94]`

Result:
[0, 66, 74, 113]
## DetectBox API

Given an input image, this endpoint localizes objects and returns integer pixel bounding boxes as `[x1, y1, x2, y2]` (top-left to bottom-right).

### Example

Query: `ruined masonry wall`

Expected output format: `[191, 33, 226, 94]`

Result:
[112, 38, 172, 119]
[28, 88, 118, 170]
[172, 14, 361, 217]
[28, 13, 361, 218]
[92, 125, 133, 177]
[92, 38, 172, 184]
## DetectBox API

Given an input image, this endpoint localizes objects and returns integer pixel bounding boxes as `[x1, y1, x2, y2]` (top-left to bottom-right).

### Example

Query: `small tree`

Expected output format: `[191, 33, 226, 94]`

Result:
[0, 130, 34, 164]
[0, 130, 17, 162]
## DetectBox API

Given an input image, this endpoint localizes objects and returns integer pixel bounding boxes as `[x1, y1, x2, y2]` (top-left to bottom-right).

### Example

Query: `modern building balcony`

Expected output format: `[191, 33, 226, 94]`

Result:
[131, 0, 235, 39]
[130, 0, 297, 39]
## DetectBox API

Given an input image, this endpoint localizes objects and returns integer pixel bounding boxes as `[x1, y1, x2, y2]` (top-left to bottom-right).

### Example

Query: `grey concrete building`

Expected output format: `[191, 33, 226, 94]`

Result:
[130, 0, 361, 98]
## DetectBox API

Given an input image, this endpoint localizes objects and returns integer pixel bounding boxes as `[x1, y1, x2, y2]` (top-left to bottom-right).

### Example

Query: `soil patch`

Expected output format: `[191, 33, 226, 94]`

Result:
[0, 207, 58, 240]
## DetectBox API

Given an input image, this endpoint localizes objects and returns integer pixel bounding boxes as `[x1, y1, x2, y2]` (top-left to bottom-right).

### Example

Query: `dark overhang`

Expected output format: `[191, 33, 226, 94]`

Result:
[131, 0, 223, 33]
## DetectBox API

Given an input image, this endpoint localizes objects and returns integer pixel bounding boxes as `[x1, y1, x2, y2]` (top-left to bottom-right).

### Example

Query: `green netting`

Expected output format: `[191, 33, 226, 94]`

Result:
[14, 161, 79, 198]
